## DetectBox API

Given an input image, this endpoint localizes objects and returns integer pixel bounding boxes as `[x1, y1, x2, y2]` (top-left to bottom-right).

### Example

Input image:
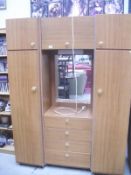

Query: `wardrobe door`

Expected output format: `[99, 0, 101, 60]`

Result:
[92, 50, 131, 174]
[96, 15, 131, 49]
[8, 50, 44, 166]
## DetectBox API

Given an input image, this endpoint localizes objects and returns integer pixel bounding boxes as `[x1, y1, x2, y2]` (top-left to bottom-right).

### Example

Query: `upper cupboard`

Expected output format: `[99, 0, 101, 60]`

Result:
[6, 17, 94, 50]
[41, 16, 94, 49]
[6, 15, 131, 50]
[96, 14, 131, 49]
[6, 19, 40, 50]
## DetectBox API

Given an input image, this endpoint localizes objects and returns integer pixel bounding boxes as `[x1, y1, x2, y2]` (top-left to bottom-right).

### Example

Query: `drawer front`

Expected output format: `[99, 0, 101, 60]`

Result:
[45, 140, 91, 154]
[44, 117, 92, 130]
[45, 128, 92, 142]
[45, 150, 90, 168]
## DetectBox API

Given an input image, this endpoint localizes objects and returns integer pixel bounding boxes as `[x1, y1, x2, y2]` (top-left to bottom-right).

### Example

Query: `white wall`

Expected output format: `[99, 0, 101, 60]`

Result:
[124, 0, 129, 14]
[0, 0, 129, 29]
[0, 0, 30, 28]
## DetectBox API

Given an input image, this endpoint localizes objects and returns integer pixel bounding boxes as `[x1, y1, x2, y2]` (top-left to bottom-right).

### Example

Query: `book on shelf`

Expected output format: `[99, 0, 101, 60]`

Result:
[0, 59, 8, 72]
[0, 36, 7, 56]
[0, 75, 9, 92]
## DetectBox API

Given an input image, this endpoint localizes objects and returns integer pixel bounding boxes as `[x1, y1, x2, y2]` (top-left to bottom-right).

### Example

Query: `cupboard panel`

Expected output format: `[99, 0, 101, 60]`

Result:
[96, 15, 131, 49]
[41, 17, 94, 49]
[45, 150, 90, 168]
[92, 50, 131, 174]
[45, 128, 92, 142]
[6, 19, 39, 50]
[45, 140, 91, 154]
[44, 116, 92, 130]
[8, 50, 44, 166]
[41, 17, 72, 49]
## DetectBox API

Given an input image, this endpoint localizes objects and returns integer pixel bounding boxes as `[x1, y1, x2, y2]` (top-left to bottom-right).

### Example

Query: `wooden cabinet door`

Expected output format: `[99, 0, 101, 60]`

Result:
[96, 15, 131, 49]
[92, 50, 131, 174]
[74, 16, 94, 49]
[41, 17, 94, 50]
[8, 50, 44, 166]
[41, 17, 72, 49]
[6, 19, 39, 50]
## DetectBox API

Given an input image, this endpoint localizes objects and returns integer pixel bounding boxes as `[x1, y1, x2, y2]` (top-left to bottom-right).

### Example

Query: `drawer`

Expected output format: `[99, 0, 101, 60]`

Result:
[45, 140, 91, 154]
[45, 150, 90, 168]
[44, 116, 92, 130]
[45, 128, 92, 142]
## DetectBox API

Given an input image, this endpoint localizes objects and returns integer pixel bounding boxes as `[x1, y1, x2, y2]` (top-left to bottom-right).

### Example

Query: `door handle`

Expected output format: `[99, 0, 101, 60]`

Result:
[97, 89, 103, 96]
[31, 86, 37, 92]
[98, 41, 104, 47]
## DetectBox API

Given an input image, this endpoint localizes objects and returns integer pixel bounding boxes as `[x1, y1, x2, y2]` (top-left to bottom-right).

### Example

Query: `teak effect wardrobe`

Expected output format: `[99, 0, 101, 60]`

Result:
[6, 15, 131, 175]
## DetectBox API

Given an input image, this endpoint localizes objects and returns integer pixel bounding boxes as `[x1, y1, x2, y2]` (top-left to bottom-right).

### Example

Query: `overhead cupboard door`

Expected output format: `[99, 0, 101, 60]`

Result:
[92, 50, 131, 174]
[41, 17, 72, 49]
[41, 16, 94, 49]
[96, 14, 131, 49]
[6, 19, 40, 50]
[8, 50, 44, 166]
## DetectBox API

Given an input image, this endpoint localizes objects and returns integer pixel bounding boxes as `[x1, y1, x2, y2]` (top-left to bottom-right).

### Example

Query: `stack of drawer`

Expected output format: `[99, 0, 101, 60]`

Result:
[44, 107, 92, 168]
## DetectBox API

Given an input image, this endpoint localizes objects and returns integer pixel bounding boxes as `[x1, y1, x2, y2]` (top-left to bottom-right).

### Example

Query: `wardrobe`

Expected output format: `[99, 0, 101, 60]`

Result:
[6, 14, 131, 174]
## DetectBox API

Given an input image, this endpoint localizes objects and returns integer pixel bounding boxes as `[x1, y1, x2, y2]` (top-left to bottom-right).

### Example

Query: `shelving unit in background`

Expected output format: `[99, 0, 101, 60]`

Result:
[0, 29, 14, 155]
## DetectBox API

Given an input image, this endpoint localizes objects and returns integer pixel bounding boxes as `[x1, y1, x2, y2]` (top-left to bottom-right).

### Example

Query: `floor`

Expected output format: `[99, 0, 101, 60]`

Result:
[0, 153, 130, 175]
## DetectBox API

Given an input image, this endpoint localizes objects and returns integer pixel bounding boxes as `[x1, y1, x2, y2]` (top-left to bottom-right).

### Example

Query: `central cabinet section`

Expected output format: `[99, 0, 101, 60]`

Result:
[41, 49, 93, 168]
[41, 16, 94, 168]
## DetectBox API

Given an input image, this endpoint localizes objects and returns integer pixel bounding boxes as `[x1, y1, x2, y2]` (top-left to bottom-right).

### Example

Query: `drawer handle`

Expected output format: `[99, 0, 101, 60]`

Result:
[48, 45, 53, 49]
[129, 51, 131, 54]
[65, 153, 69, 158]
[65, 119, 69, 124]
[30, 42, 35, 48]
[65, 42, 70, 46]
[65, 42, 70, 48]
[65, 131, 69, 136]
[65, 142, 69, 147]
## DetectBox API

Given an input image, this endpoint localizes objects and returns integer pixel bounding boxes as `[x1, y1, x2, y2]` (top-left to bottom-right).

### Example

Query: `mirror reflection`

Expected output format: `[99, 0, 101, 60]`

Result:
[55, 54, 92, 104]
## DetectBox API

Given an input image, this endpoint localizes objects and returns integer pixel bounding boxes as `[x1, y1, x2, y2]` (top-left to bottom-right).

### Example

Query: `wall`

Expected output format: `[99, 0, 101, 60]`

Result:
[0, 0, 30, 28]
[125, 0, 129, 13]
[0, 0, 129, 29]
